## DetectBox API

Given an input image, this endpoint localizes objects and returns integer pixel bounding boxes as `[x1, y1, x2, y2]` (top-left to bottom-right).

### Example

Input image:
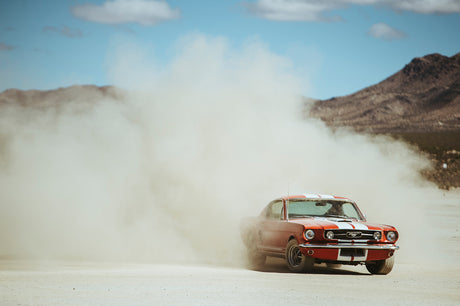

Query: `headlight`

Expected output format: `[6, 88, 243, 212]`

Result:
[305, 229, 315, 240]
[373, 231, 382, 240]
[386, 231, 396, 242]
[325, 231, 334, 240]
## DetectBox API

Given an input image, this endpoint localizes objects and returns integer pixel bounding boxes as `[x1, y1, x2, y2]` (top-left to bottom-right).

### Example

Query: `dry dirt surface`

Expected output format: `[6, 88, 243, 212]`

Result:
[1, 260, 459, 305]
[2, 196, 460, 306]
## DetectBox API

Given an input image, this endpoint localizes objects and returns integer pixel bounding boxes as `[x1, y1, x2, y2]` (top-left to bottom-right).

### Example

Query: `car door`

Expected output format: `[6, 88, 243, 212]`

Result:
[258, 200, 287, 253]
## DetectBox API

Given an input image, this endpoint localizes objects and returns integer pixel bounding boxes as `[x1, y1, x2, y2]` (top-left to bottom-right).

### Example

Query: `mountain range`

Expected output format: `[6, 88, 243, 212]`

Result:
[309, 52, 459, 189]
[309, 53, 460, 133]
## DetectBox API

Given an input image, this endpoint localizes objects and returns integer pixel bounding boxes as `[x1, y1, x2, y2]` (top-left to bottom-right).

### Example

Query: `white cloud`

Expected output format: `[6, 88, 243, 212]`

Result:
[391, 0, 460, 14]
[72, 0, 180, 26]
[368, 23, 406, 40]
[244, 0, 342, 22]
[245, 0, 460, 22]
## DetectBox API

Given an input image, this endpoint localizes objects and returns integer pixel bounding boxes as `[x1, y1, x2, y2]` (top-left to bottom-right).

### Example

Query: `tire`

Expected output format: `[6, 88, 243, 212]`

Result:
[247, 235, 266, 270]
[365, 256, 395, 275]
[285, 239, 314, 273]
[247, 247, 266, 270]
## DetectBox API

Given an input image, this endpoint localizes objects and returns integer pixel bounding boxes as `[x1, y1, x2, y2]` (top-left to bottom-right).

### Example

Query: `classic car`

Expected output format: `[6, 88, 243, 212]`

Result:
[240, 194, 399, 274]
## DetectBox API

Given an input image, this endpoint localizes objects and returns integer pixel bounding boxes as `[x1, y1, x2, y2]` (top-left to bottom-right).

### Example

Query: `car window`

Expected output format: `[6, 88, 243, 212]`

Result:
[287, 200, 362, 220]
[267, 201, 283, 220]
[288, 201, 331, 217]
[343, 202, 361, 219]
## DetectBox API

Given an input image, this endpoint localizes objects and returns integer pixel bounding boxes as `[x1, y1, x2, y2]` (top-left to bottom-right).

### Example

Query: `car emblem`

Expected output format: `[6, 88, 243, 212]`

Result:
[346, 231, 362, 238]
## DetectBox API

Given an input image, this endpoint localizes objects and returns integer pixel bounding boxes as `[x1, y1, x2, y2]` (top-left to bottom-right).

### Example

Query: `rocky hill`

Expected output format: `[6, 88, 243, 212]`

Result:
[309, 53, 460, 189]
[310, 53, 460, 133]
[0, 85, 121, 108]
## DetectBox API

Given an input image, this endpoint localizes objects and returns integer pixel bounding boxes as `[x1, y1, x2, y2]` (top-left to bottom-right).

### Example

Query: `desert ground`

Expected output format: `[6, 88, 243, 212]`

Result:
[1, 195, 459, 305]
[1, 260, 459, 305]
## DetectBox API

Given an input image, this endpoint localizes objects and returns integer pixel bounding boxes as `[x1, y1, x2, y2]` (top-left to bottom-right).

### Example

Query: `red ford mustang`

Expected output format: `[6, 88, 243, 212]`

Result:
[241, 194, 399, 274]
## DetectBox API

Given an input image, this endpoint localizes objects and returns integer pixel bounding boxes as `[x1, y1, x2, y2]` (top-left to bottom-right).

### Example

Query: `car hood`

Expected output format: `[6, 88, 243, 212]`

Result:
[288, 217, 396, 231]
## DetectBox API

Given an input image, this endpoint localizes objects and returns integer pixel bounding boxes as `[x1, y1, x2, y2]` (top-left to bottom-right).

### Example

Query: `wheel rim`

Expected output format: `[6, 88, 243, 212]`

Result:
[288, 245, 303, 267]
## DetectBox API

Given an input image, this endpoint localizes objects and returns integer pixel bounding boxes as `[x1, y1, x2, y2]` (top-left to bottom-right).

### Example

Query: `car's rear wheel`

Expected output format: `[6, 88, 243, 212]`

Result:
[247, 247, 266, 270]
[285, 239, 314, 273]
[365, 256, 395, 275]
[247, 235, 266, 270]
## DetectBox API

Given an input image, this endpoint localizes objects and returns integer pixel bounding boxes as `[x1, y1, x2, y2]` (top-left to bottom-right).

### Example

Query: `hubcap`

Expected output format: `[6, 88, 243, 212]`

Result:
[288, 245, 303, 267]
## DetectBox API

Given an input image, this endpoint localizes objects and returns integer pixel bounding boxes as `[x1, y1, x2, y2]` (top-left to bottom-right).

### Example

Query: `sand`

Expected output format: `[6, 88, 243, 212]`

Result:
[1, 260, 459, 305]
[1, 192, 459, 305]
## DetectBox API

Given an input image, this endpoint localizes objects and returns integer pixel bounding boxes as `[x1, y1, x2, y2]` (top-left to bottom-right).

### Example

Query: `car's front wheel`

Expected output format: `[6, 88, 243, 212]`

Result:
[365, 256, 395, 275]
[285, 239, 314, 273]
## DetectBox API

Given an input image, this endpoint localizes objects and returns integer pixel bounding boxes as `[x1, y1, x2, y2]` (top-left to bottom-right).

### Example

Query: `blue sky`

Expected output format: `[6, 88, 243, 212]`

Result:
[1, 0, 459, 99]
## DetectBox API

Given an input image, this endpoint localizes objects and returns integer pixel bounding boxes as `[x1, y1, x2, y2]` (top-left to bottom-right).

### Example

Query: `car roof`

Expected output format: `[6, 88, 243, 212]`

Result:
[278, 194, 354, 202]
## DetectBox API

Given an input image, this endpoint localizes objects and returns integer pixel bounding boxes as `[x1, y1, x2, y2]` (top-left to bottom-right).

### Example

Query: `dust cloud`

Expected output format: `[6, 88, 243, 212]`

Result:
[0, 35, 457, 266]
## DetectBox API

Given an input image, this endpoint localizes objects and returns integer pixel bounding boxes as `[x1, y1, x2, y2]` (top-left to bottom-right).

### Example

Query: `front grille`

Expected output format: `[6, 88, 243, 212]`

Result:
[325, 229, 379, 241]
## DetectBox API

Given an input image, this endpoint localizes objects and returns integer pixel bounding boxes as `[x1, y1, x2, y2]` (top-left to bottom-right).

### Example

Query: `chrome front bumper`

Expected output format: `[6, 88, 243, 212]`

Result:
[299, 243, 400, 250]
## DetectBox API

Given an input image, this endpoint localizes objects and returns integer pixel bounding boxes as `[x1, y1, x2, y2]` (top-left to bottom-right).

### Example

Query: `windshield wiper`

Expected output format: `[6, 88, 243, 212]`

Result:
[323, 214, 352, 219]
[289, 214, 313, 219]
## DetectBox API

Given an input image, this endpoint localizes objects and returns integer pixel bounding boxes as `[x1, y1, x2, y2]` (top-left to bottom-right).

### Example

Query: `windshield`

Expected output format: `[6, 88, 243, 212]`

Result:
[287, 200, 363, 220]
